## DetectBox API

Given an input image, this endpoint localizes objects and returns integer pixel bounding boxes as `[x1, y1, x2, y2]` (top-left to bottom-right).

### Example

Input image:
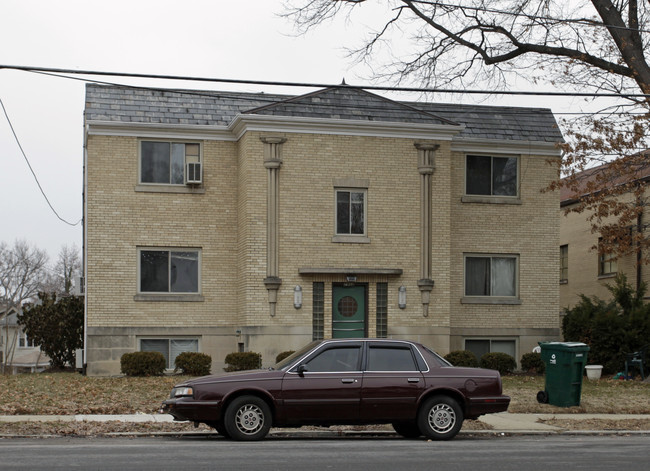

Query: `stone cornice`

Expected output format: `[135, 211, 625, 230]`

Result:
[85, 120, 236, 141]
[299, 268, 403, 276]
[230, 114, 464, 141]
[450, 138, 561, 156]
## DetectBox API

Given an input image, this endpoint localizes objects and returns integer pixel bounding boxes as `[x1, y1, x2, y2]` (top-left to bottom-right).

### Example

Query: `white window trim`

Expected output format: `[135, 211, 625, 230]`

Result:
[138, 139, 202, 188]
[463, 154, 520, 202]
[464, 337, 518, 361]
[332, 187, 369, 243]
[560, 244, 569, 284]
[135, 247, 203, 301]
[138, 337, 200, 370]
[462, 253, 521, 304]
[18, 331, 35, 348]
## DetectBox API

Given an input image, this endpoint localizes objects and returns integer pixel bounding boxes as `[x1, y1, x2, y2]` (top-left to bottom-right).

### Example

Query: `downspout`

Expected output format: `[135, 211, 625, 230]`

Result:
[82, 119, 88, 374]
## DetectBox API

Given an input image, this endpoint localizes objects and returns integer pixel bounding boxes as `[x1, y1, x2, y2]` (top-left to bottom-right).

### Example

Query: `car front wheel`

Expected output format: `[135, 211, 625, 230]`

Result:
[417, 395, 463, 440]
[205, 420, 230, 438]
[224, 395, 272, 441]
[392, 421, 421, 438]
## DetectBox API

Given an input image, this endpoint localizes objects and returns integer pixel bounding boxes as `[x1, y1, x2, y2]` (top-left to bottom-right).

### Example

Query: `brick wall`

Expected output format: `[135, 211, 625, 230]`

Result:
[85, 130, 560, 374]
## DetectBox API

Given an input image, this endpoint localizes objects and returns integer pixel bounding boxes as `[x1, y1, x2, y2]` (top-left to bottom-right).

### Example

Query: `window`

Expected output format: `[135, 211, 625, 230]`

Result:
[312, 282, 324, 341]
[376, 283, 388, 338]
[465, 255, 518, 297]
[18, 332, 35, 348]
[139, 249, 200, 293]
[336, 190, 366, 235]
[560, 245, 568, 283]
[466, 155, 517, 196]
[465, 339, 516, 362]
[140, 338, 198, 369]
[367, 346, 417, 371]
[304, 346, 361, 372]
[598, 239, 617, 276]
[140, 141, 200, 185]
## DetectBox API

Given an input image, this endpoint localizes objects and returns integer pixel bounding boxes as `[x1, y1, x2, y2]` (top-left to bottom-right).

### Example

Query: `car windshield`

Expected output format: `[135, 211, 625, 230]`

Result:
[273, 341, 321, 371]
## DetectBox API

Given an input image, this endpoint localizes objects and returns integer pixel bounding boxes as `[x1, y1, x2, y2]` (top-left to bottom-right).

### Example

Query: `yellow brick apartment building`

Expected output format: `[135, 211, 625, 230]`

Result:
[83, 85, 563, 375]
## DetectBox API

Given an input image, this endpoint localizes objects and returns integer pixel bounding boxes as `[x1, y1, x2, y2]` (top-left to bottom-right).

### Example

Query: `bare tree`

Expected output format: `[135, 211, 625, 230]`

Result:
[0, 240, 49, 372]
[285, 0, 650, 95]
[41, 244, 81, 295]
[285, 0, 650, 265]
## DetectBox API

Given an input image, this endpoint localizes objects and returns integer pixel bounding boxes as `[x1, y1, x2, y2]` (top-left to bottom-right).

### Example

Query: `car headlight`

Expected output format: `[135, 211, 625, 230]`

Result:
[171, 387, 194, 398]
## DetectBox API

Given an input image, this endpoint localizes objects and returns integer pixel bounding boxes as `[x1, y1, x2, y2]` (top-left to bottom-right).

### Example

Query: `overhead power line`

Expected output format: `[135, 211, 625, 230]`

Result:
[1, 64, 649, 98]
[0, 97, 81, 227]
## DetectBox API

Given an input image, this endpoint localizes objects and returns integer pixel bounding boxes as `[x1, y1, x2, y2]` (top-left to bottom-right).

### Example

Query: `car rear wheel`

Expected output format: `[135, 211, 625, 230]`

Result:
[392, 421, 421, 438]
[224, 395, 272, 441]
[417, 395, 463, 440]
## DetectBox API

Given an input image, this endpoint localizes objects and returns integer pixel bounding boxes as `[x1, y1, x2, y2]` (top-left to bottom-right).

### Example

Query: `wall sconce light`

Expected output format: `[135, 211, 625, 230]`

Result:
[398, 285, 407, 309]
[293, 285, 303, 309]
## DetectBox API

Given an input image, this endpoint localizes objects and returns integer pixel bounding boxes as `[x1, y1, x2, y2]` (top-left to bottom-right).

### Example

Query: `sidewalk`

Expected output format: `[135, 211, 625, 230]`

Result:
[1, 412, 650, 436]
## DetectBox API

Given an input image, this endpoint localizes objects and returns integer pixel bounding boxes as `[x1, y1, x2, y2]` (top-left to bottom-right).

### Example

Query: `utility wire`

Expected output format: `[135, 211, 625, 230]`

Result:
[27, 67, 650, 120]
[0, 97, 81, 227]
[2, 64, 649, 98]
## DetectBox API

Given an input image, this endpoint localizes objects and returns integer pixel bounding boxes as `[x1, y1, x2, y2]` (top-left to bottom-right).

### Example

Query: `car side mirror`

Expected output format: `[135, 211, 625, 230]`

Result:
[297, 364, 309, 377]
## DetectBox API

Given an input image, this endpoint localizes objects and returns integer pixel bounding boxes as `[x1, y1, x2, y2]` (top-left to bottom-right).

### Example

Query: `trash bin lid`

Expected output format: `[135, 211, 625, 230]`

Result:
[539, 341, 590, 351]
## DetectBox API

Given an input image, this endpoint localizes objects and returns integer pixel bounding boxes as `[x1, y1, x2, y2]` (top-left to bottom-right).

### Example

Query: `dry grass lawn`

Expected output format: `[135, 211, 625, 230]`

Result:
[0, 372, 648, 436]
[0, 372, 648, 416]
[502, 375, 650, 414]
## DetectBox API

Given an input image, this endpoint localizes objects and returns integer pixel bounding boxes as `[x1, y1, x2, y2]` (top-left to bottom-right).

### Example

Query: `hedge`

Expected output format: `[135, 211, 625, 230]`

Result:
[174, 352, 212, 376]
[120, 351, 166, 376]
[520, 352, 545, 374]
[444, 350, 479, 368]
[275, 350, 296, 363]
[224, 352, 262, 372]
[479, 352, 517, 375]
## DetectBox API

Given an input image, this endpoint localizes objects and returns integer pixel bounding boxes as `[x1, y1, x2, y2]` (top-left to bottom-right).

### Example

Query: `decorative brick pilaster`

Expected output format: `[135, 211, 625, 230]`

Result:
[262, 137, 286, 316]
[416, 143, 439, 317]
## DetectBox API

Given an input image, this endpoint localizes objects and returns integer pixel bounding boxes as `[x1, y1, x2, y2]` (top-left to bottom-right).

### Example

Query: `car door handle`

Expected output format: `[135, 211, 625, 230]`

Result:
[341, 378, 358, 384]
[407, 378, 420, 383]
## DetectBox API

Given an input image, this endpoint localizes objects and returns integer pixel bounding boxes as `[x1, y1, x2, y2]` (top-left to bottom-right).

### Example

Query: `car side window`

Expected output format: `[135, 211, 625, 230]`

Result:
[367, 346, 418, 372]
[304, 347, 361, 372]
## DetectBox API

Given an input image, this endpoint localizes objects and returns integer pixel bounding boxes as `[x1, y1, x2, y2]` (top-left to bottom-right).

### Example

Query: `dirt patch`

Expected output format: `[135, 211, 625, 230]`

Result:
[0, 420, 493, 437]
[540, 418, 650, 431]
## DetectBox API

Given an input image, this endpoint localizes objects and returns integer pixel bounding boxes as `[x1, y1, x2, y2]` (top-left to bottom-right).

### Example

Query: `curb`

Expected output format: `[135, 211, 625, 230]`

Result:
[2, 429, 650, 439]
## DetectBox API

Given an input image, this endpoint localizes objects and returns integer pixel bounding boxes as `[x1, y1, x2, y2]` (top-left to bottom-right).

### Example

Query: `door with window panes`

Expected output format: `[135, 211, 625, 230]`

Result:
[332, 285, 367, 339]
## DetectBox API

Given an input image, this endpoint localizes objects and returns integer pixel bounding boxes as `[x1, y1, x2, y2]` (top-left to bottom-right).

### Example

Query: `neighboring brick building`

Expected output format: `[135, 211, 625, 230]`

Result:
[560, 164, 650, 309]
[83, 84, 563, 376]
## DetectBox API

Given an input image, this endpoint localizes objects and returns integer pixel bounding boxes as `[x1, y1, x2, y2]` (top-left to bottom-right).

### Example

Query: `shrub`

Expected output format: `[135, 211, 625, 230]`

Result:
[18, 293, 84, 369]
[224, 352, 262, 372]
[444, 350, 479, 368]
[174, 352, 212, 376]
[562, 274, 650, 373]
[120, 352, 166, 377]
[275, 350, 295, 363]
[480, 352, 517, 375]
[520, 352, 545, 374]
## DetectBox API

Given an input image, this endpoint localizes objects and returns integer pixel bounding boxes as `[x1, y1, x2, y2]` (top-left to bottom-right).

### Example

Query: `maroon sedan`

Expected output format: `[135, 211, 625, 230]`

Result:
[161, 339, 509, 441]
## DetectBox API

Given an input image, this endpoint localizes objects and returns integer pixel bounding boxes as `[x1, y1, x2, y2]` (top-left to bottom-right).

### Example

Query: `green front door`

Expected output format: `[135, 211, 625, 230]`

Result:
[332, 285, 366, 339]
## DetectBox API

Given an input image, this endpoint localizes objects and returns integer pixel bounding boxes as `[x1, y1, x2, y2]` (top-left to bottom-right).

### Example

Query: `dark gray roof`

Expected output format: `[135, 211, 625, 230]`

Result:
[85, 84, 562, 143]
[245, 87, 458, 126]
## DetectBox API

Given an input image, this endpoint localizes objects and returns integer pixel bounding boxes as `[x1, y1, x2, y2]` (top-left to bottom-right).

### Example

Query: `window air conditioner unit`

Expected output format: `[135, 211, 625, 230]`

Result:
[186, 162, 202, 185]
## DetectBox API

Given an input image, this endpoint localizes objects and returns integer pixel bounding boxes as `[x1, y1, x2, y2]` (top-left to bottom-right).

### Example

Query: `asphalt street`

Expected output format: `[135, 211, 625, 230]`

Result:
[0, 435, 647, 471]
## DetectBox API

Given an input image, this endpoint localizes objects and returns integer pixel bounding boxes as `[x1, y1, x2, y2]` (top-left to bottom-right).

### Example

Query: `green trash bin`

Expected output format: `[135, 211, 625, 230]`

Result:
[536, 342, 590, 407]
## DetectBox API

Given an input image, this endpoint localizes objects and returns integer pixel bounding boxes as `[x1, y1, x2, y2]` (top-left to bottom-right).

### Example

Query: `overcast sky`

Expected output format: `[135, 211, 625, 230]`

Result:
[0, 0, 590, 264]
